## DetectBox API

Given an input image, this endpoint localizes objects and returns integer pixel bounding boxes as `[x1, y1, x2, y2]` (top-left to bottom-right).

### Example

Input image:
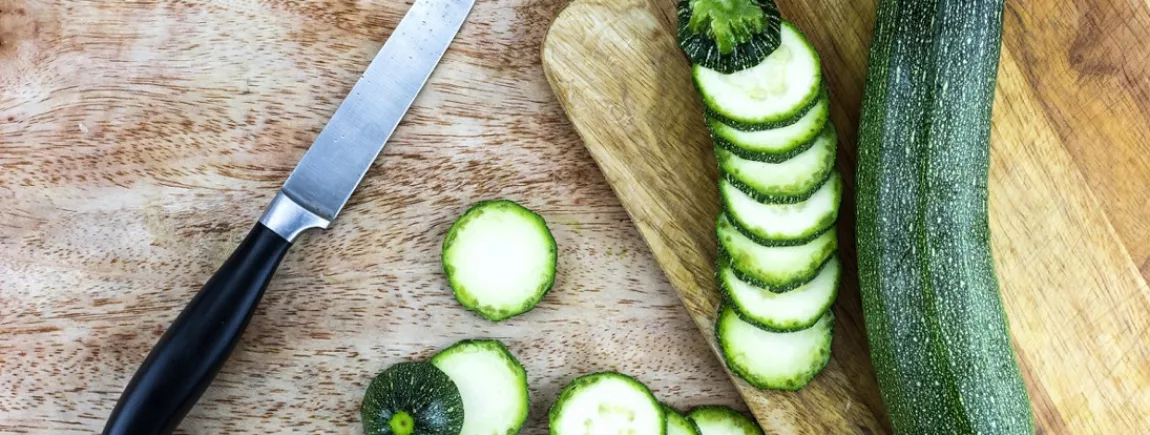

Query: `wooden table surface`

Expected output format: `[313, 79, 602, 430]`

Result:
[4, 0, 1150, 434]
[0, 0, 745, 433]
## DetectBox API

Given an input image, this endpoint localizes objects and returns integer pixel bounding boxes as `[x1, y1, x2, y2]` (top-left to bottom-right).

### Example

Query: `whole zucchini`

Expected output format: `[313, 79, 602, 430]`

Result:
[855, 0, 1034, 433]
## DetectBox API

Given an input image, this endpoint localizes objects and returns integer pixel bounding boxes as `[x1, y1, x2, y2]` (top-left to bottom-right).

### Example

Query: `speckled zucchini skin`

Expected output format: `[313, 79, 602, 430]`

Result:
[855, 0, 1034, 433]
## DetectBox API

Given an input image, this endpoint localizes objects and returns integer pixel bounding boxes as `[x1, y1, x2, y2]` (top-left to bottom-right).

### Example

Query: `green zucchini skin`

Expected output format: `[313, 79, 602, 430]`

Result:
[676, 0, 782, 74]
[855, 0, 1034, 433]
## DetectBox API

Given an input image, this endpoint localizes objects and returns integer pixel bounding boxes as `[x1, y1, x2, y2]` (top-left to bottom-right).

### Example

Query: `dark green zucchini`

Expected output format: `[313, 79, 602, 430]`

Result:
[361, 362, 464, 435]
[676, 0, 782, 73]
[855, 0, 1034, 432]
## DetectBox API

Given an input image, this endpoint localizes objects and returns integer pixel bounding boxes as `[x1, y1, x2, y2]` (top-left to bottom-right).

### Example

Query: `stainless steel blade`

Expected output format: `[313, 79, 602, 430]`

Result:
[278, 0, 474, 224]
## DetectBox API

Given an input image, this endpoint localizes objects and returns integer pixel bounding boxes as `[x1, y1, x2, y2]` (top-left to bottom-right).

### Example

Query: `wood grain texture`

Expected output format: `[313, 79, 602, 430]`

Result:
[0, 0, 746, 433]
[542, 0, 1150, 433]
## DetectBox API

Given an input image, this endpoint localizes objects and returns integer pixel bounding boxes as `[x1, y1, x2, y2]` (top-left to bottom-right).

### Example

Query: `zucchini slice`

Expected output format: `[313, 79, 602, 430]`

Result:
[549, 372, 665, 435]
[361, 362, 465, 435]
[720, 255, 840, 331]
[442, 200, 557, 322]
[720, 172, 841, 246]
[711, 105, 833, 165]
[716, 126, 836, 201]
[694, 21, 822, 129]
[709, 89, 828, 151]
[676, 0, 782, 74]
[664, 404, 702, 435]
[717, 305, 833, 391]
[717, 214, 836, 288]
[687, 406, 763, 435]
[430, 340, 529, 435]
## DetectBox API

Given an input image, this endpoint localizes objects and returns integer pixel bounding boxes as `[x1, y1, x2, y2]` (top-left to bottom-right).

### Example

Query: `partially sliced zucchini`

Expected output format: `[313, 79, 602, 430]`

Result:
[430, 339, 529, 435]
[717, 305, 834, 391]
[720, 255, 840, 331]
[716, 126, 836, 202]
[549, 372, 665, 435]
[361, 362, 465, 435]
[713, 107, 833, 166]
[664, 404, 702, 435]
[694, 21, 822, 129]
[442, 200, 557, 322]
[720, 172, 841, 246]
[687, 406, 763, 435]
[676, 0, 782, 74]
[717, 214, 836, 289]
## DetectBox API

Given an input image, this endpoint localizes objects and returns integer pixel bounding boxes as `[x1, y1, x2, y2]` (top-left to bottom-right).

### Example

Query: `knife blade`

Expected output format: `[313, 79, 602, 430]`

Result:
[102, 1, 474, 434]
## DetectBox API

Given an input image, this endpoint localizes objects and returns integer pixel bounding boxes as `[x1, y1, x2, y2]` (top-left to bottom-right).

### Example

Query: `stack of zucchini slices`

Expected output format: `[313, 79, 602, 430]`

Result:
[678, 0, 840, 391]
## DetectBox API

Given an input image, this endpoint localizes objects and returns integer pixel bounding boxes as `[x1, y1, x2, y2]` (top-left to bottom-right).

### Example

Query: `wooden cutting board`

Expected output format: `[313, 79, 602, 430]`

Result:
[542, 0, 1150, 433]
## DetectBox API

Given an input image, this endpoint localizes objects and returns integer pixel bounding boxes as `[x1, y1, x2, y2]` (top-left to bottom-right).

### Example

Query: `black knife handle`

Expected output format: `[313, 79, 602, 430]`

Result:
[103, 223, 292, 435]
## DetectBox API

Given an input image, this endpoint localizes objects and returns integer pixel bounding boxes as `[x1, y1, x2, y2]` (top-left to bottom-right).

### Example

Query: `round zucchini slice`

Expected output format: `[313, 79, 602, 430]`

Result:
[687, 406, 763, 435]
[676, 0, 782, 74]
[719, 255, 840, 331]
[361, 362, 464, 435]
[716, 214, 836, 289]
[430, 339, 529, 435]
[720, 172, 842, 246]
[717, 305, 834, 391]
[694, 21, 822, 129]
[709, 95, 831, 163]
[716, 128, 836, 203]
[549, 372, 665, 435]
[442, 200, 557, 322]
[664, 404, 702, 435]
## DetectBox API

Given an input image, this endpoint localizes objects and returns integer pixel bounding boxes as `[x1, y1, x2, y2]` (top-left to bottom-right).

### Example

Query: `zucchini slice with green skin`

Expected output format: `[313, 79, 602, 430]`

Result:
[717, 213, 836, 288]
[687, 406, 763, 435]
[549, 372, 665, 435]
[694, 21, 822, 129]
[430, 339, 529, 435]
[856, 0, 1033, 432]
[720, 172, 841, 246]
[716, 126, 836, 201]
[720, 255, 839, 331]
[676, 0, 782, 74]
[442, 200, 557, 322]
[711, 106, 832, 166]
[717, 305, 833, 391]
[361, 362, 465, 435]
[663, 404, 702, 435]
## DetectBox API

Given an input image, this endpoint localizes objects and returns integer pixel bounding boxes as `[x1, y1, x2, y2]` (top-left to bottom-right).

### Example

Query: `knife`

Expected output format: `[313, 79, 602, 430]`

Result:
[101, 1, 474, 433]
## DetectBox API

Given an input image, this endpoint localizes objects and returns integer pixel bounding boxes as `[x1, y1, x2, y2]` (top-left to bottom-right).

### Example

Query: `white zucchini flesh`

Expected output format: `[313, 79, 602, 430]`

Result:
[716, 124, 836, 198]
[694, 21, 822, 127]
[717, 305, 834, 391]
[720, 172, 841, 245]
[443, 200, 557, 321]
[688, 406, 763, 435]
[717, 214, 837, 289]
[709, 95, 829, 156]
[549, 372, 664, 435]
[431, 340, 529, 435]
[721, 257, 840, 332]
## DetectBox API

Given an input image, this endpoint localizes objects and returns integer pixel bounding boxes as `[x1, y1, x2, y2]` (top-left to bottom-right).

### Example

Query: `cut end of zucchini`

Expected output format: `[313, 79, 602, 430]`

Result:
[361, 362, 465, 435]
[717, 305, 834, 391]
[694, 21, 822, 128]
[676, 0, 782, 73]
[663, 404, 702, 435]
[431, 339, 530, 435]
[442, 200, 557, 322]
[687, 406, 763, 435]
[549, 372, 665, 435]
